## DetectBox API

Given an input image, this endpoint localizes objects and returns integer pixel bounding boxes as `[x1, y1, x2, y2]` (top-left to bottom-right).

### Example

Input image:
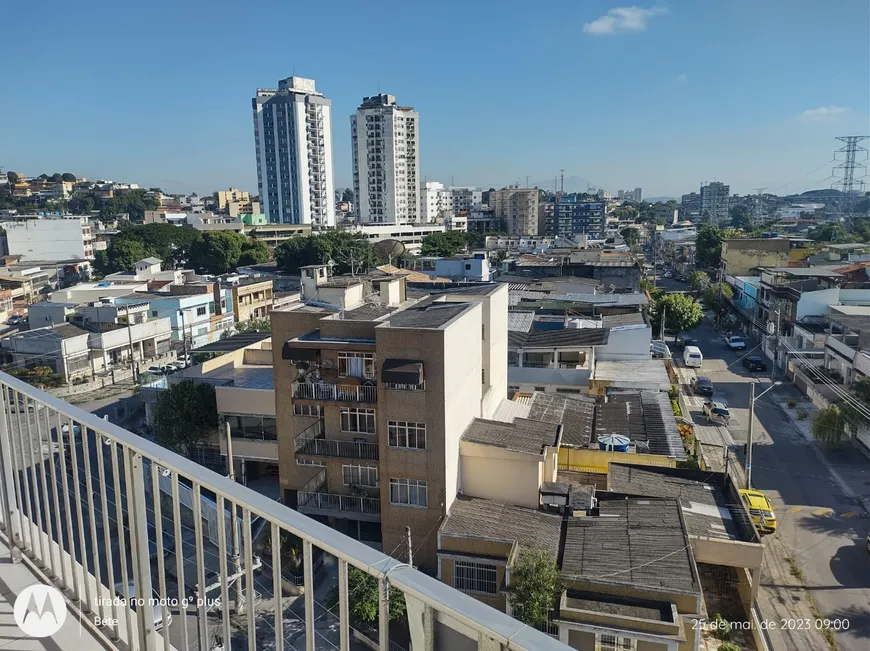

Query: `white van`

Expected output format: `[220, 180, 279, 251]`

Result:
[683, 345, 703, 368]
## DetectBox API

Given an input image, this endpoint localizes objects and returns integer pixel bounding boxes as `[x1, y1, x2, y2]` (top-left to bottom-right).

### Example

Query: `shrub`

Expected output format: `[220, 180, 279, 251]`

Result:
[711, 613, 731, 641]
[668, 384, 680, 400]
[787, 399, 797, 409]
[717, 643, 740, 651]
[671, 398, 682, 417]
[797, 409, 808, 420]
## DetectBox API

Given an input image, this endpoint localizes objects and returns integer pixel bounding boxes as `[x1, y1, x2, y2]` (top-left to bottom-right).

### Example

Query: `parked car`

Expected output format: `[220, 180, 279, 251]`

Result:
[650, 340, 671, 359]
[663, 271, 674, 278]
[115, 581, 172, 631]
[674, 334, 698, 350]
[676, 274, 688, 283]
[739, 489, 777, 535]
[691, 376, 714, 396]
[725, 335, 747, 351]
[6, 315, 21, 326]
[703, 400, 731, 425]
[742, 356, 767, 372]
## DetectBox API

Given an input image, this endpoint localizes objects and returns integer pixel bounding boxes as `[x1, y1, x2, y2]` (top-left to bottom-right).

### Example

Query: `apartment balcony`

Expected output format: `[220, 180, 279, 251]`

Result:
[295, 419, 379, 460]
[292, 380, 377, 403]
[297, 490, 382, 522]
[0, 371, 566, 651]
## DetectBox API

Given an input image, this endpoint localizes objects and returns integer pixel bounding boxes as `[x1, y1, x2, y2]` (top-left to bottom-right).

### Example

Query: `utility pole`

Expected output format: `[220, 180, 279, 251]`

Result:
[660, 305, 666, 342]
[716, 262, 724, 328]
[406, 526, 413, 567]
[772, 309, 781, 379]
[178, 309, 190, 367]
[225, 420, 235, 481]
[123, 305, 137, 382]
[746, 383, 754, 488]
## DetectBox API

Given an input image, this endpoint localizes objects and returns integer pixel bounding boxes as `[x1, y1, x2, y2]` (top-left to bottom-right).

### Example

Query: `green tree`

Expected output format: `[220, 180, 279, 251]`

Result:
[696, 224, 723, 269]
[703, 282, 734, 314]
[689, 271, 711, 293]
[153, 380, 219, 455]
[420, 230, 469, 256]
[729, 205, 753, 231]
[50, 173, 63, 182]
[326, 567, 406, 626]
[61, 172, 77, 182]
[188, 231, 248, 274]
[809, 222, 854, 243]
[275, 231, 377, 275]
[620, 227, 640, 247]
[238, 238, 271, 266]
[235, 317, 271, 333]
[341, 188, 354, 203]
[70, 196, 95, 215]
[6, 171, 19, 184]
[97, 238, 154, 274]
[506, 549, 561, 628]
[649, 292, 704, 341]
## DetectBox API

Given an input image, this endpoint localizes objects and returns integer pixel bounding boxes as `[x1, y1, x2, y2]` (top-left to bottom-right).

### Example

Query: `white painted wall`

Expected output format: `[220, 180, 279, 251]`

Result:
[6, 218, 91, 260]
[459, 441, 542, 509]
[596, 324, 653, 361]
[796, 288, 841, 319]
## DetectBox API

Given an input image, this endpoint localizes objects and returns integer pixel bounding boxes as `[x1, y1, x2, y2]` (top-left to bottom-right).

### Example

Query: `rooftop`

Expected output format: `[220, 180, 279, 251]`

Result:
[196, 364, 274, 390]
[829, 314, 870, 335]
[507, 311, 535, 333]
[341, 303, 397, 320]
[564, 591, 673, 623]
[593, 360, 670, 387]
[192, 332, 271, 353]
[601, 312, 646, 328]
[509, 291, 648, 308]
[440, 495, 563, 559]
[527, 392, 595, 448]
[13, 323, 89, 341]
[461, 417, 561, 455]
[608, 464, 745, 542]
[561, 496, 699, 593]
[595, 392, 684, 457]
[760, 267, 844, 278]
[508, 327, 610, 349]
[385, 301, 472, 329]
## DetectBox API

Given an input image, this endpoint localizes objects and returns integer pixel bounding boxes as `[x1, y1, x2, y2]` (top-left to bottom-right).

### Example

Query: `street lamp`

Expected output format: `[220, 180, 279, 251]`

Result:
[745, 380, 781, 489]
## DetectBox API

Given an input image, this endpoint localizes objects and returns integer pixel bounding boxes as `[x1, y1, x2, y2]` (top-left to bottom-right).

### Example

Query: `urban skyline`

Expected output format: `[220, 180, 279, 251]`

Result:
[2, 1, 867, 197]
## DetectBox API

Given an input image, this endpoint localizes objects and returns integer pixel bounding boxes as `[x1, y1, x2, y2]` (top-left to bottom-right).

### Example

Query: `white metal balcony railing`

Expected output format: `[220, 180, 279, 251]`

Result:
[293, 381, 377, 403]
[297, 491, 381, 517]
[0, 371, 567, 651]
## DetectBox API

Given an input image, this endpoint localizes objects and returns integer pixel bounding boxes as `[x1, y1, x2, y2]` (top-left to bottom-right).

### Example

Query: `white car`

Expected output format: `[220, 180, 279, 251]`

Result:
[725, 335, 746, 350]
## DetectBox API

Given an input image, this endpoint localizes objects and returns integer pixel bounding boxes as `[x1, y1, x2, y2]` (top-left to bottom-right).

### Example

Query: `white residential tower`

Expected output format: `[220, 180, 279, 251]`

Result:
[351, 94, 419, 225]
[252, 76, 335, 227]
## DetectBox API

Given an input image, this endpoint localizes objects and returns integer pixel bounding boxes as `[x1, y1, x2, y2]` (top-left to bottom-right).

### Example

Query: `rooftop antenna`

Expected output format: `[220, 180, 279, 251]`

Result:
[525, 176, 530, 188]
[560, 169, 565, 194]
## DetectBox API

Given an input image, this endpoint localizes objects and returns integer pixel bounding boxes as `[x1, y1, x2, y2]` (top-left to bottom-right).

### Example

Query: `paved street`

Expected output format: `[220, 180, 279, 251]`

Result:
[677, 317, 870, 651]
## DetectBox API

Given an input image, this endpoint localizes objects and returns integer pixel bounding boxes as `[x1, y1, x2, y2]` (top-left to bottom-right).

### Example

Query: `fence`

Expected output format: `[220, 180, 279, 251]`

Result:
[0, 370, 568, 651]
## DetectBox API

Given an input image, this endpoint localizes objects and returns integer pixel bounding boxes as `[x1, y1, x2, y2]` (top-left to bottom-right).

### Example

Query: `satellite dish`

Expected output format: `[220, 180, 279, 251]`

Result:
[373, 239, 406, 266]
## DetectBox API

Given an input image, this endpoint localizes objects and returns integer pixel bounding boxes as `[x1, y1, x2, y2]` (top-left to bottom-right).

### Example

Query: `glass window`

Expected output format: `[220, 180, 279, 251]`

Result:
[340, 408, 376, 434]
[297, 458, 325, 467]
[597, 634, 635, 651]
[337, 352, 375, 379]
[342, 465, 378, 487]
[196, 306, 207, 316]
[389, 478, 427, 507]
[388, 421, 426, 450]
[454, 561, 497, 594]
[294, 404, 321, 417]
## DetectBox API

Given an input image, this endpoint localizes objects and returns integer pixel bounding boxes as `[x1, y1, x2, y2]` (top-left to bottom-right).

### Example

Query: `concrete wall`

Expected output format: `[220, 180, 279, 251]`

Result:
[722, 239, 791, 275]
[459, 441, 542, 509]
[216, 386, 276, 417]
[795, 287, 840, 319]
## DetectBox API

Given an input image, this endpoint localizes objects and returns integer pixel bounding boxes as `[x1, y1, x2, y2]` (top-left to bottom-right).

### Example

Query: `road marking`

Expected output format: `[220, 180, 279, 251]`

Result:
[811, 508, 834, 516]
[840, 511, 858, 519]
[787, 506, 803, 513]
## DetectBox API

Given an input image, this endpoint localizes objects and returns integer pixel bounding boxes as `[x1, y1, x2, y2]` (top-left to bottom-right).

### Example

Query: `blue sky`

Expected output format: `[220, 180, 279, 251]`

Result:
[1, 0, 868, 198]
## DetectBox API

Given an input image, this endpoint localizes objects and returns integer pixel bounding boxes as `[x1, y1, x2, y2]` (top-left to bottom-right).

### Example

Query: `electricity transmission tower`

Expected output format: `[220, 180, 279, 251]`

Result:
[831, 135, 869, 226]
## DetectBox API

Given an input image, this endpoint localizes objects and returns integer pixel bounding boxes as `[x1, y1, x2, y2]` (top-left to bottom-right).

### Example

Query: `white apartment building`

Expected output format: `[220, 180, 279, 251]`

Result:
[617, 188, 643, 202]
[351, 94, 419, 225]
[420, 181, 452, 223]
[450, 186, 482, 214]
[252, 76, 336, 227]
[4, 216, 94, 260]
[491, 188, 541, 236]
[700, 181, 730, 225]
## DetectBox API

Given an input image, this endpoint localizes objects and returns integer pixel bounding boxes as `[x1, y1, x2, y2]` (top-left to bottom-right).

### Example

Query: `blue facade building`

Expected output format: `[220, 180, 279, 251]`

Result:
[550, 195, 606, 237]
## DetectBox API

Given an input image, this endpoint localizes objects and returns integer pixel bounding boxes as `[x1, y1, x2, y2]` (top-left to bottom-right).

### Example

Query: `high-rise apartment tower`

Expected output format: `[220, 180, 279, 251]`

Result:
[252, 76, 335, 227]
[351, 94, 420, 225]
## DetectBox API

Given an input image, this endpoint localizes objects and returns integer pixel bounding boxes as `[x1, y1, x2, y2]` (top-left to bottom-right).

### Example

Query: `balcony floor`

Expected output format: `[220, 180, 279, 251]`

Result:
[0, 539, 106, 650]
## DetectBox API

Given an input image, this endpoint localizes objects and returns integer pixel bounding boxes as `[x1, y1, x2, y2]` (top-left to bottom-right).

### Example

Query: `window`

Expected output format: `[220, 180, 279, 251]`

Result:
[340, 408, 376, 434]
[338, 352, 375, 379]
[482, 368, 486, 384]
[297, 458, 325, 467]
[481, 324, 485, 340]
[453, 560, 497, 594]
[534, 386, 546, 392]
[388, 421, 426, 450]
[294, 404, 321, 417]
[556, 388, 583, 394]
[343, 465, 378, 487]
[151, 310, 158, 317]
[596, 634, 635, 651]
[196, 306, 207, 316]
[389, 478, 427, 507]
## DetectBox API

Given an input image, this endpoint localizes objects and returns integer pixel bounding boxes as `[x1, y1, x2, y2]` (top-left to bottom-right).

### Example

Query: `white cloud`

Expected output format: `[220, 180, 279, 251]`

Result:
[583, 6, 668, 35]
[676, 73, 688, 83]
[798, 106, 849, 122]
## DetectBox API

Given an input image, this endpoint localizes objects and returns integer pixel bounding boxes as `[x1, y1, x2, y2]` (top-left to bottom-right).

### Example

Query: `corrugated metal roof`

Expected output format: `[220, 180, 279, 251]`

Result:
[507, 311, 534, 333]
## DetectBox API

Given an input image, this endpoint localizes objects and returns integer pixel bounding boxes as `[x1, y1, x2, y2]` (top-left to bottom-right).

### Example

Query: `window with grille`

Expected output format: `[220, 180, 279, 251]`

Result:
[196, 306, 207, 316]
[337, 352, 375, 379]
[596, 634, 635, 651]
[343, 465, 378, 487]
[388, 421, 426, 450]
[294, 404, 321, 417]
[389, 478, 427, 507]
[340, 408, 376, 434]
[454, 561, 497, 594]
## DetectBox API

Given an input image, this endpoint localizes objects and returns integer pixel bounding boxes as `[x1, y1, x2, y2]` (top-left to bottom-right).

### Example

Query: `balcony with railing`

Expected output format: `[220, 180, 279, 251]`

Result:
[295, 419, 380, 460]
[0, 371, 567, 651]
[293, 380, 377, 403]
